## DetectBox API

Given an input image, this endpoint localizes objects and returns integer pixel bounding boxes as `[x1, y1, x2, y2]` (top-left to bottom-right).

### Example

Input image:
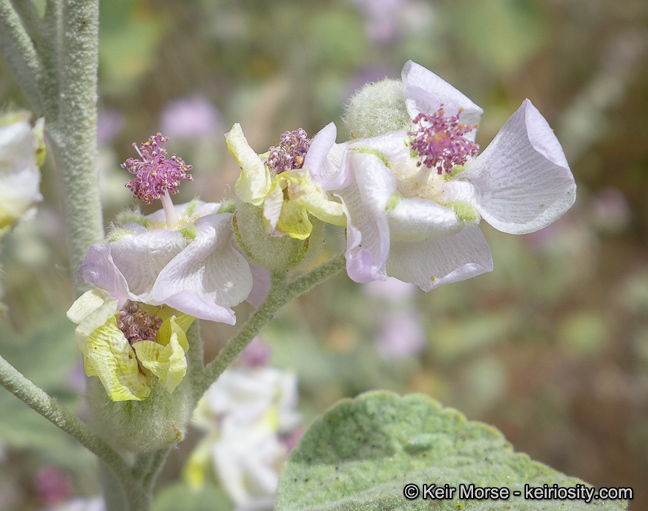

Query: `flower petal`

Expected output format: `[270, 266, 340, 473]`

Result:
[163, 291, 236, 324]
[287, 171, 346, 227]
[338, 151, 398, 283]
[135, 316, 191, 393]
[152, 213, 253, 323]
[67, 289, 121, 352]
[246, 263, 271, 308]
[401, 61, 483, 139]
[303, 122, 336, 179]
[276, 198, 312, 240]
[304, 122, 350, 191]
[84, 316, 150, 401]
[226, 123, 272, 206]
[262, 177, 285, 234]
[461, 99, 576, 234]
[387, 197, 465, 242]
[77, 245, 131, 301]
[107, 229, 186, 301]
[386, 225, 493, 291]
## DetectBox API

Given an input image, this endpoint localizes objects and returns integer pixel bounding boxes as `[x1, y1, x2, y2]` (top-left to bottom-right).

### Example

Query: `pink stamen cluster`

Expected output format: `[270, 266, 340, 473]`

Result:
[117, 302, 163, 345]
[122, 133, 193, 204]
[408, 107, 480, 174]
[265, 128, 311, 175]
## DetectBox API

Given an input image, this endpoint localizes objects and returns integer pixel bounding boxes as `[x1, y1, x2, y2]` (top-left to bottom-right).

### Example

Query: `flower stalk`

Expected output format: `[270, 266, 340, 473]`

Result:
[197, 254, 347, 397]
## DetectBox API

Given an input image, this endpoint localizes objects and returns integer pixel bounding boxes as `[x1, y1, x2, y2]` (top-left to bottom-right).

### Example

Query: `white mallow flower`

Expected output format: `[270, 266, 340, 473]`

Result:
[0, 112, 45, 238]
[211, 419, 284, 511]
[197, 366, 300, 434]
[318, 61, 576, 290]
[189, 366, 301, 510]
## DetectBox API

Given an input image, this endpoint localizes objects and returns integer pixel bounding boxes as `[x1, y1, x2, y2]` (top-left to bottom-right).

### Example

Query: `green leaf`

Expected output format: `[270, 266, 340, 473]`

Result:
[153, 482, 233, 511]
[277, 391, 627, 511]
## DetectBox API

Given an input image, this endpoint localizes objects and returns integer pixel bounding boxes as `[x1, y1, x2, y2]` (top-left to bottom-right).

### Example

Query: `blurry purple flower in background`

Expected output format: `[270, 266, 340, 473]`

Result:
[591, 187, 630, 233]
[352, 0, 433, 44]
[160, 96, 223, 141]
[97, 109, 125, 146]
[239, 336, 273, 368]
[35, 467, 72, 507]
[352, 0, 406, 43]
[377, 310, 426, 359]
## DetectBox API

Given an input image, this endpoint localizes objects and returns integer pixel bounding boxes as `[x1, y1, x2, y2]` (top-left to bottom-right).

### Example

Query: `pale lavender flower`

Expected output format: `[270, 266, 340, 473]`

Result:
[321, 61, 576, 290]
[78, 201, 253, 324]
[79, 134, 252, 323]
[160, 96, 222, 141]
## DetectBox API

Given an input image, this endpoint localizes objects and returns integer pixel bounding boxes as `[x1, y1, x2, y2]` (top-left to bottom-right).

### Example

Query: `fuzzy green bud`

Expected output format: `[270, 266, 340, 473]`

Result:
[343, 79, 410, 139]
[86, 376, 194, 453]
[233, 197, 324, 273]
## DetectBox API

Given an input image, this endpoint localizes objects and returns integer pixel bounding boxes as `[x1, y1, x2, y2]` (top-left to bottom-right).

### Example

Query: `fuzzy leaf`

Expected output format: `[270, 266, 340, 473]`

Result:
[277, 391, 627, 511]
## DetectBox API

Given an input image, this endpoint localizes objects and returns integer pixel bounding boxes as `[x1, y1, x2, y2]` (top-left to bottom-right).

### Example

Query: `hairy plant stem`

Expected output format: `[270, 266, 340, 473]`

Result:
[197, 254, 347, 396]
[0, 0, 45, 113]
[47, 0, 104, 284]
[0, 353, 131, 480]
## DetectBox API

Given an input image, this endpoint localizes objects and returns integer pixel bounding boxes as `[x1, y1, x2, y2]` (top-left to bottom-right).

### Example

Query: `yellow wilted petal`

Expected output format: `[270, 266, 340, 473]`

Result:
[226, 123, 271, 206]
[135, 316, 190, 393]
[85, 316, 151, 401]
[277, 199, 312, 240]
[83, 355, 96, 377]
[291, 170, 346, 227]
[67, 289, 120, 355]
[172, 314, 196, 336]
[156, 313, 194, 348]
[262, 177, 287, 234]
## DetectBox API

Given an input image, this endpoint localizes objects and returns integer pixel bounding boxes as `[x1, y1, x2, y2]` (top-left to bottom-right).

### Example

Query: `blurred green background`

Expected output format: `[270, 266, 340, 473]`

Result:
[1, 0, 647, 509]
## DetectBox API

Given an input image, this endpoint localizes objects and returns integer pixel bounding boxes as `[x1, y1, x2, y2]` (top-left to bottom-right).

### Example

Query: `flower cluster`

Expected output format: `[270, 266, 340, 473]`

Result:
[68, 60, 576, 404]
[224, 61, 575, 290]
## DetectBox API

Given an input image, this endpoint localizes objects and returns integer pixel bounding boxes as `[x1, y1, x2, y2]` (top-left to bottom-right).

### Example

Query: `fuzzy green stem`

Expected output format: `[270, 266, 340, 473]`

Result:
[47, 0, 104, 287]
[140, 448, 171, 492]
[197, 254, 346, 396]
[0, 353, 132, 481]
[11, 0, 61, 119]
[186, 321, 204, 383]
[0, 0, 45, 113]
[99, 462, 127, 511]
